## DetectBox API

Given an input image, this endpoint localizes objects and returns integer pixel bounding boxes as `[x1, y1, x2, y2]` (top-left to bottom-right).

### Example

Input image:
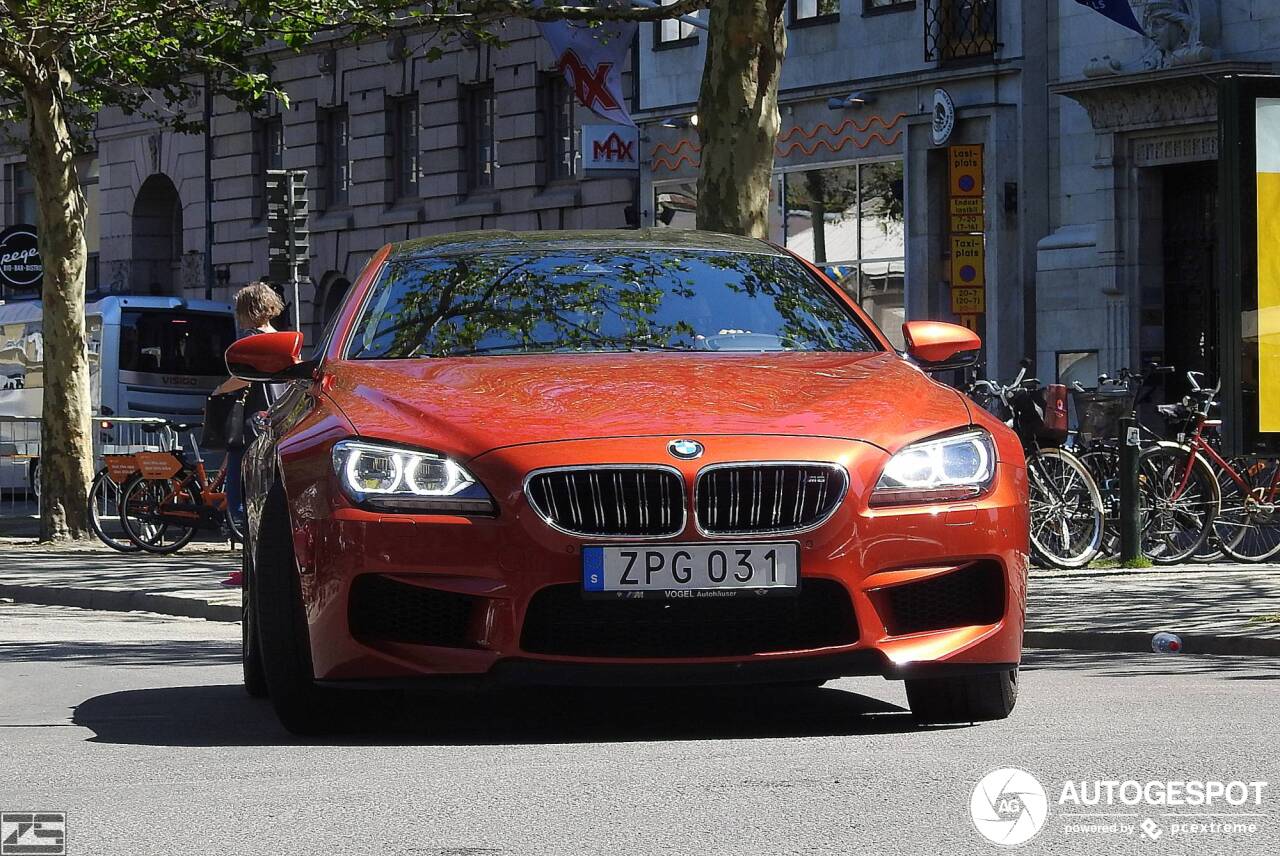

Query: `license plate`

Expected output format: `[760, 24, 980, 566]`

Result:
[582, 543, 799, 599]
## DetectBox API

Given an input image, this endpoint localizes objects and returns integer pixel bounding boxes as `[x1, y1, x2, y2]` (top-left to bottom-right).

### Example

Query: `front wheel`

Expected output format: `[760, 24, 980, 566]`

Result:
[255, 479, 359, 735]
[119, 472, 201, 554]
[241, 543, 268, 698]
[87, 468, 140, 553]
[905, 668, 1018, 725]
[1138, 443, 1218, 565]
[1216, 458, 1280, 563]
[1027, 448, 1105, 569]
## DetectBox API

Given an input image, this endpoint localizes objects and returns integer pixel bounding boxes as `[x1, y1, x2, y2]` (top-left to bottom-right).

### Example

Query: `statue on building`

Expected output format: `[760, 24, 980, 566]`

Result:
[1140, 0, 1213, 68]
[1083, 0, 1215, 78]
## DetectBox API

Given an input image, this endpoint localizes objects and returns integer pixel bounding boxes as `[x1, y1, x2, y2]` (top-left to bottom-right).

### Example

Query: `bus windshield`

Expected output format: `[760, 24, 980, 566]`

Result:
[118, 310, 236, 377]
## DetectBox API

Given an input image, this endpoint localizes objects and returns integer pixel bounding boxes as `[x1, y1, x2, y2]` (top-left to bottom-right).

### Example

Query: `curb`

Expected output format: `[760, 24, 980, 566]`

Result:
[0, 583, 239, 622]
[1024, 629, 1280, 657]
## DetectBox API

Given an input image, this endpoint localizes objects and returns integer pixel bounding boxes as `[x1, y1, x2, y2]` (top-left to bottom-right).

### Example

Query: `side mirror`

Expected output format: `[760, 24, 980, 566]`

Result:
[225, 331, 310, 381]
[902, 321, 982, 372]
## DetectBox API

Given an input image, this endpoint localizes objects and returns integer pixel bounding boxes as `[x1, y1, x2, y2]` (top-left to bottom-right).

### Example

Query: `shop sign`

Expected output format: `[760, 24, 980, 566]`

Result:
[0, 224, 41, 292]
[931, 88, 956, 146]
[581, 124, 639, 173]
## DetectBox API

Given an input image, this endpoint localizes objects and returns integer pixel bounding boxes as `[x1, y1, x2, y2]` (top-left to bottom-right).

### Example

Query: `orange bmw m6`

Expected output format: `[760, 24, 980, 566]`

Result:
[229, 230, 1029, 735]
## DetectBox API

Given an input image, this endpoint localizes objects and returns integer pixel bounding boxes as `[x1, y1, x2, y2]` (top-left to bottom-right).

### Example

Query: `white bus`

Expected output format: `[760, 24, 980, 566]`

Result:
[0, 295, 236, 492]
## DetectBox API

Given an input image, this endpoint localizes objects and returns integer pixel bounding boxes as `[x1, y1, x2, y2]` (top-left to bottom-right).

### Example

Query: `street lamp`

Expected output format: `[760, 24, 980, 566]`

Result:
[659, 115, 699, 129]
[826, 91, 877, 110]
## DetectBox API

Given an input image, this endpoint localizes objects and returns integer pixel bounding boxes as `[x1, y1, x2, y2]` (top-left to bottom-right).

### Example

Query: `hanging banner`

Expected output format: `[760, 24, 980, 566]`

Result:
[536, 1, 636, 127]
[1071, 0, 1145, 37]
[1256, 98, 1280, 432]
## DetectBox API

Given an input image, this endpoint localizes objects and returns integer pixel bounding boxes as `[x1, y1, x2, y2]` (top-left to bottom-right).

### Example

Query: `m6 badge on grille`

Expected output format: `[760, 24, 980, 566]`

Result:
[582, 543, 799, 599]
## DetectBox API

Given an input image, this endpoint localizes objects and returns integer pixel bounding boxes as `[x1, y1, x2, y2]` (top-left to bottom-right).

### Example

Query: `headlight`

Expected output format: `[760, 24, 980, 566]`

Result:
[331, 440, 495, 514]
[871, 429, 996, 506]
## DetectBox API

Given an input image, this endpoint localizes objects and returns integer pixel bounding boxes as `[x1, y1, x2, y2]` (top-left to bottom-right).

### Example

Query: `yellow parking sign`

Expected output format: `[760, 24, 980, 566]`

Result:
[949, 145, 984, 197]
[950, 197, 985, 233]
[950, 235, 985, 287]
[951, 288, 985, 315]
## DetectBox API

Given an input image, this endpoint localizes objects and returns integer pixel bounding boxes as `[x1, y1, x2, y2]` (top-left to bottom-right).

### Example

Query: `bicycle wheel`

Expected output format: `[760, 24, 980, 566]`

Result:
[120, 471, 202, 554]
[87, 468, 141, 552]
[1027, 448, 1105, 569]
[1079, 446, 1120, 559]
[1216, 458, 1280, 563]
[1138, 442, 1218, 565]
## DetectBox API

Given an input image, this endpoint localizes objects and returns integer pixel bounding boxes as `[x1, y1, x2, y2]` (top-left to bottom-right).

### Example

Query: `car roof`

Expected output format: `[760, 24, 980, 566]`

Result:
[389, 229, 785, 261]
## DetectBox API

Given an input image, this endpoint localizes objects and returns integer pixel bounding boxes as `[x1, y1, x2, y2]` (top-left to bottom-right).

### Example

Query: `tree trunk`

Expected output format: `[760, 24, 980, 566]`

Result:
[693, 0, 786, 237]
[23, 70, 93, 541]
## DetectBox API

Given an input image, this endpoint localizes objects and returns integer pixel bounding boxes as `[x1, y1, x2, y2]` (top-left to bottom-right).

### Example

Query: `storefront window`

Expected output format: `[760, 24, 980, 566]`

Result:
[782, 160, 906, 347]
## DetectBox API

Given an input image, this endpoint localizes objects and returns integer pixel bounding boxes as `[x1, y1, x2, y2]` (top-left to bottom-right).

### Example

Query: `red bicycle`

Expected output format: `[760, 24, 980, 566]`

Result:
[1149, 373, 1280, 563]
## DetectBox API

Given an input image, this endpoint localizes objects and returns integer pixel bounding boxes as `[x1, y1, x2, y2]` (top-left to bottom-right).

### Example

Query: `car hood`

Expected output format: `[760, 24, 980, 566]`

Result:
[323, 352, 972, 460]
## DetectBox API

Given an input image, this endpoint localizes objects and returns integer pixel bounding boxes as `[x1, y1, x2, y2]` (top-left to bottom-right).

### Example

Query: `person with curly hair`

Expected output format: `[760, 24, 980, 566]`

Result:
[213, 282, 284, 585]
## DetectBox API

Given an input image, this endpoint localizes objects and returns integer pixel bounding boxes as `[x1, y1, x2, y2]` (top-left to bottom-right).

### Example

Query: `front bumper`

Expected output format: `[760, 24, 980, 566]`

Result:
[288, 436, 1029, 685]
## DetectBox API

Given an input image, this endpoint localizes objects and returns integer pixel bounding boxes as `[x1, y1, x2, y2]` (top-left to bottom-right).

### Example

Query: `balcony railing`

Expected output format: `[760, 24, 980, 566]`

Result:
[925, 0, 999, 63]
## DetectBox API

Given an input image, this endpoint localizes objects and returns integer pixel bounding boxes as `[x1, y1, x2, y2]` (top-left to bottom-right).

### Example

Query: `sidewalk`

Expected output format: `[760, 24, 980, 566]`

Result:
[0, 535, 1277, 656]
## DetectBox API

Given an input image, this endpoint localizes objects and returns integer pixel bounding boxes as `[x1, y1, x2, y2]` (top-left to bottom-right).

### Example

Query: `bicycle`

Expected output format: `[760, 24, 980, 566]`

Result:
[968, 362, 1105, 569]
[118, 425, 244, 553]
[1067, 364, 1174, 559]
[87, 419, 182, 553]
[1070, 367, 1219, 564]
[1153, 373, 1280, 563]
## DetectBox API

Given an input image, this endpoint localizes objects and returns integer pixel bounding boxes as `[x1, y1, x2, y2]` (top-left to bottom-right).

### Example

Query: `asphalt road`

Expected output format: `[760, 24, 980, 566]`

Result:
[1, 602, 1277, 856]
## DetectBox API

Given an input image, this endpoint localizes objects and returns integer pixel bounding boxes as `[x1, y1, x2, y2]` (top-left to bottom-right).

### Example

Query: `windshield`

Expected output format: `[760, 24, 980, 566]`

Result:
[119, 310, 237, 377]
[347, 249, 880, 359]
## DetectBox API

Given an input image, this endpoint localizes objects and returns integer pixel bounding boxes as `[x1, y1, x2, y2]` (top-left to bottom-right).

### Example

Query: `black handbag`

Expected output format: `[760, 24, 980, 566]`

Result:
[201, 389, 247, 451]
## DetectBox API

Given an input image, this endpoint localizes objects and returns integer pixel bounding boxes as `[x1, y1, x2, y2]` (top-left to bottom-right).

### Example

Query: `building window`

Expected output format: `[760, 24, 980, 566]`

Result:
[7, 163, 37, 224]
[320, 108, 350, 208]
[390, 96, 421, 200]
[792, 0, 840, 24]
[542, 74, 576, 183]
[781, 160, 907, 348]
[464, 84, 496, 193]
[656, 0, 698, 45]
[864, 0, 914, 14]
[256, 116, 284, 219]
[925, 0, 998, 62]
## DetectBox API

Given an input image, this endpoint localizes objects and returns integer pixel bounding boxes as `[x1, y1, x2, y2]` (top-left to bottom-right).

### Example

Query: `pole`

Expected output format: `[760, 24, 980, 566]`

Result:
[203, 74, 214, 302]
[1119, 415, 1141, 562]
[287, 170, 301, 333]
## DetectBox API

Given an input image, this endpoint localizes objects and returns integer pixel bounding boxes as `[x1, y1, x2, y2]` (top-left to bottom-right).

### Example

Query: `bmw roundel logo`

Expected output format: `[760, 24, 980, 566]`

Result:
[668, 439, 704, 460]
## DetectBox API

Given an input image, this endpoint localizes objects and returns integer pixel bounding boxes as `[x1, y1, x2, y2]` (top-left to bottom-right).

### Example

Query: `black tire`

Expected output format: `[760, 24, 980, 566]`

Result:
[241, 544, 269, 698]
[87, 468, 141, 552]
[1138, 443, 1218, 565]
[905, 668, 1018, 725]
[1026, 448, 1105, 569]
[254, 479, 356, 735]
[119, 471, 201, 554]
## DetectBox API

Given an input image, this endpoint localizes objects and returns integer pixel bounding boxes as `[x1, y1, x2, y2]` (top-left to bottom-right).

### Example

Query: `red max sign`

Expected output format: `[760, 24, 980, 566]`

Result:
[581, 125, 640, 173]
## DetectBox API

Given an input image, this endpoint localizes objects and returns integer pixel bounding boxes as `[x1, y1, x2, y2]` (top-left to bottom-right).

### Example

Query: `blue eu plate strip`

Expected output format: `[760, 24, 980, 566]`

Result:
[582, 547, 604, 591]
